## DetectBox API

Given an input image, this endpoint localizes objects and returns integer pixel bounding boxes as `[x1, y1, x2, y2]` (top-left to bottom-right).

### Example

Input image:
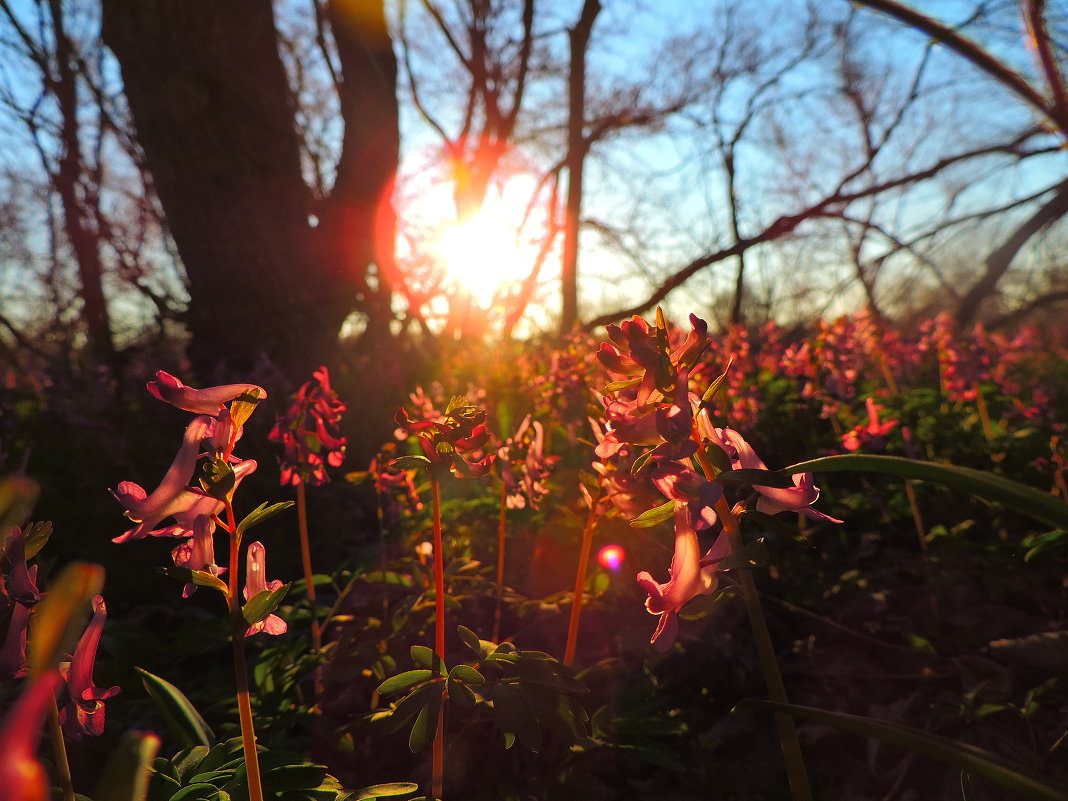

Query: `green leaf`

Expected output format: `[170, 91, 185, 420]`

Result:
[699, 357, 734, 408]
[410, 645, 446, 675]
[160, 567, 229, 595]
[408, 693, 442, 753]
[628, 500, 674, 528]
[197, 458, 235, 501]
[491, 683, 541, 751]
[261, 763, 329, 791]
[136, 667, 215, 749]
[389, 455, 431, 472]
[228, 388, 263, 430]
[346, 782, 419, 800]
[700, 441, 732, 476]
[236, 501, 294, 537]
[448, 665, 485, 685]
[742, 509, 803, 539]
[716, 539, 769, 572]
[457, 625, 491, 659]
[170, 784, 228, 801]
[715, 468, 795, 488]
[242, 584, 289, 627]
[743, 700, 1068, 801]
[20, 521, 52, 560]
[446, 677, 477, 710]
[94, 731, 161, 801]
[604, 376, 641, 392]
[29, 561, 105, 672]
[785, 454, 1068, 531]
[377, 669, 434, 695]
[630, 449, 655, 475]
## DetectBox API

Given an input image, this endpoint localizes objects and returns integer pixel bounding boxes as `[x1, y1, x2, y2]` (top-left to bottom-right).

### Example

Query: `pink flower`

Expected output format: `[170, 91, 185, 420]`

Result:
[111, 416, 213, 542]
[712, 428, 841, 523]
[842, 397, 897, 452]
[243, 542, 287, 637]
[0, 671, 63, 801]
[171, 516, 226, 598]
[636, 503, 729, 650]
[59, 596, 120, 738]
[136, 459, 258, 541]
[147, 371, 266, 415]
[498, 416, 559, 510]
[269, 366, 347, 486]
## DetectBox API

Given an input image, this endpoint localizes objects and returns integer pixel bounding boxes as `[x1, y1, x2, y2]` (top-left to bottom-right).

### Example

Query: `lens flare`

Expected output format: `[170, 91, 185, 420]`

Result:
[597, 544, 625, 571]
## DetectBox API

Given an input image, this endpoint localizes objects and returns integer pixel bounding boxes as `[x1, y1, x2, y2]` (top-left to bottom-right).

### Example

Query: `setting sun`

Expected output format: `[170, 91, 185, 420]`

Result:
[425, 176, 543, 307]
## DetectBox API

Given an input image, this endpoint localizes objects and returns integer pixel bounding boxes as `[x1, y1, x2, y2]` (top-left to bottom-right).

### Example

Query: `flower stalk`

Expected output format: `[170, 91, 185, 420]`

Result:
[430, 476, 445, 801]
[563, 490, 601, 667]
[225, 499, 265, 801]
[296, 482, 322, 655]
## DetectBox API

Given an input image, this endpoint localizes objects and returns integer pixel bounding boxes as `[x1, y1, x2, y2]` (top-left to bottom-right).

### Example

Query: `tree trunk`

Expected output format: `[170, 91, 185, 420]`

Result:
[49, 0, 116, 368]
[559, 0, 600, 334]
[102, 0, 397, 380]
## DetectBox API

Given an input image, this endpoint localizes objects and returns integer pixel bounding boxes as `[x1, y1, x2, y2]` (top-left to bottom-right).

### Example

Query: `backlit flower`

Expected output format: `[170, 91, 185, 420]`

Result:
[243, 541, 287, 637]
[59, 596, 120, 738]
[147, 371, 266, 415]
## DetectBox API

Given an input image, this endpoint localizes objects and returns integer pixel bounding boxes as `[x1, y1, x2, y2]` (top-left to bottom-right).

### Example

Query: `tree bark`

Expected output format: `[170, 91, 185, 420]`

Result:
[101, 0, 398, 380]
[559, 0, 600, 334]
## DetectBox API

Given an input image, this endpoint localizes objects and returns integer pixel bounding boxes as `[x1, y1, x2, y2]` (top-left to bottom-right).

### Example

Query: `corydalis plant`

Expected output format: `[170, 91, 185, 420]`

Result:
[594, 309, 835, 801]
[269, 366, 347, 660]
[110, 371, 292, 801]
[269, 366, 347, 488]
[391, 394, 497, 800]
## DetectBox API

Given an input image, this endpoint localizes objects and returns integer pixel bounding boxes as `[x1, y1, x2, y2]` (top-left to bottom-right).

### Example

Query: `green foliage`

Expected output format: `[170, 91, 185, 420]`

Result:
[147, 739, 343, 801]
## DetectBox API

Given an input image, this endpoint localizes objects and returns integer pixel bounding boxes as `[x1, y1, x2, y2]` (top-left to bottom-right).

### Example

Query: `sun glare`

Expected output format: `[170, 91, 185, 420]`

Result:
[428, 178, 541, 307]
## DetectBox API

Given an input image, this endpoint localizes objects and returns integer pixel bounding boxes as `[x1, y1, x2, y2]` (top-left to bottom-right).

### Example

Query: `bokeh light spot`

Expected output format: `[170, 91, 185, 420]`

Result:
[597, 544, 625, 571]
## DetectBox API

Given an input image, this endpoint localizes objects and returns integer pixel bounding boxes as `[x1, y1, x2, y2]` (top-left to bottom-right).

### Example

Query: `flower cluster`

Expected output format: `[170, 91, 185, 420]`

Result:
[393, 395, 496, 478]
[498, 415, 558, 510]
[594, 310, 840, 650]
[269, 366, 347, 486]
[110, 371, 286, 635]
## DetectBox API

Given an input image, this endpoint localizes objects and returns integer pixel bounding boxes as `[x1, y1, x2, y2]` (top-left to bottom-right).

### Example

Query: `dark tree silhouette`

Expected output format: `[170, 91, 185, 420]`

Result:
[101, 0, 398, 378]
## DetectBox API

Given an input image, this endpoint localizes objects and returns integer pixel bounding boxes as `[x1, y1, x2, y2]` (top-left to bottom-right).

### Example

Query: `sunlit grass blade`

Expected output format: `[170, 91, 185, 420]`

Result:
[785, 454, 1068, 531]
[136, 667, 215, 748]
[743, 700, 1068, 801]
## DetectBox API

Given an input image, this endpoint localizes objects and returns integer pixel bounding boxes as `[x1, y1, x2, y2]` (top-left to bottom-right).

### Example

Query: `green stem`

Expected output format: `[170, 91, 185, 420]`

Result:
[47, 697, 74, 801]
[226, 500, 265, 801]
[715, 496, 813, 801]
[431, 476, 445, 800]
